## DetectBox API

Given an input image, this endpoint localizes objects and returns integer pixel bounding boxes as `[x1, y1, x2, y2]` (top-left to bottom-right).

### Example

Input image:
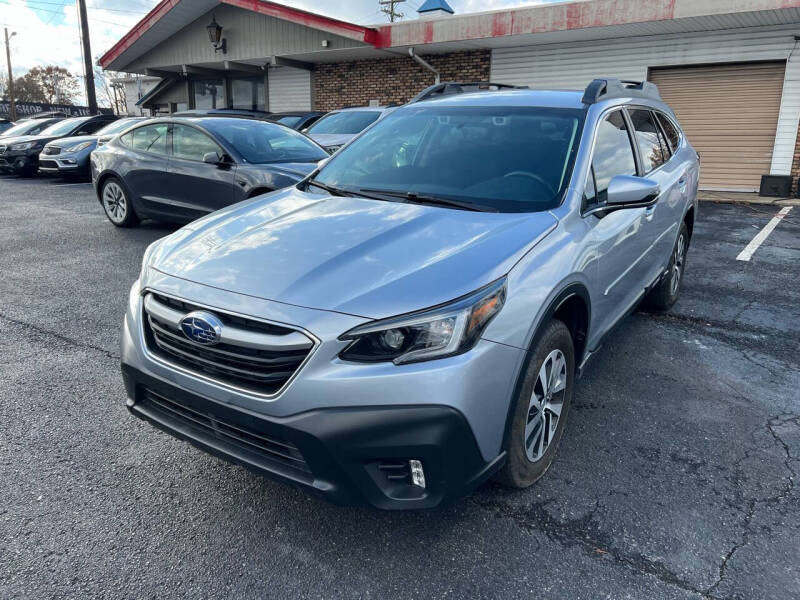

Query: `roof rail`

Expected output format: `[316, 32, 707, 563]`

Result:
[409, 81, 528, 104]
[582, 78, 661, 105]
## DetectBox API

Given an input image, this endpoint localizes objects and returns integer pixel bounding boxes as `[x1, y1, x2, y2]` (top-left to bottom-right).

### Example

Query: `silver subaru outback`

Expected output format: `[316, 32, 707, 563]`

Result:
[120, 78, 698, 509]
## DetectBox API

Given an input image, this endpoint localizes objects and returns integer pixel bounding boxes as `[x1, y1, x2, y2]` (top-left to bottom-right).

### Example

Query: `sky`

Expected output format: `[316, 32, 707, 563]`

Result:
[0, 0, 558, 106]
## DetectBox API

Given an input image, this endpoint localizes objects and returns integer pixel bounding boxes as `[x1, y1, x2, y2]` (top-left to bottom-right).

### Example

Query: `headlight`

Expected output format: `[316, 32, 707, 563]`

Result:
[10, 141, 38, 151]
[64, 141, 93, 152]
[339, 278, 506, 365]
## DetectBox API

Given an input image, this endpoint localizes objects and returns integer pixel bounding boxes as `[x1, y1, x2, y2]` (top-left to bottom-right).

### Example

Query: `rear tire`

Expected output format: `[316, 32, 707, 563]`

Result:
[644, 221, 689, 311]
[101, 176, 139, 228]
[495, 319, 575, 489]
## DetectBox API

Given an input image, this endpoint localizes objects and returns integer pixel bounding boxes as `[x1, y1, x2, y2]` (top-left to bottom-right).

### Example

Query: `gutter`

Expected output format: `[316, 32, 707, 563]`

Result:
[409, 47, 440, 85]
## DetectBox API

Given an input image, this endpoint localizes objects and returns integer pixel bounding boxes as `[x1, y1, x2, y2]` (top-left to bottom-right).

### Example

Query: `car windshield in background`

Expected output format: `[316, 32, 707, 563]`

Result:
[39, 118, 87, 137]
[276, 116, 302, 127]
[306, 111, 380, 135]
[1, 120, 50, 138]
[314, 106, 585, 213]
[206, 119, 329, 164]
[96, 118, 140, 136]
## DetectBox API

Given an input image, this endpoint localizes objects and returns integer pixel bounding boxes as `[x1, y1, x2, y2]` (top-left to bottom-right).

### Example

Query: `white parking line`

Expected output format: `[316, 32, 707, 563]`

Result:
[736, 206, 793, 262]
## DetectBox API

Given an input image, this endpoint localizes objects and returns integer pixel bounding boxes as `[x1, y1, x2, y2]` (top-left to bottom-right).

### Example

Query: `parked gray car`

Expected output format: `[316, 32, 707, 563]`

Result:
[39, 117, 147, 178]
[120, 79, 698, 509]
[91, 117, 329, 226]
[304, 105, 395, 153]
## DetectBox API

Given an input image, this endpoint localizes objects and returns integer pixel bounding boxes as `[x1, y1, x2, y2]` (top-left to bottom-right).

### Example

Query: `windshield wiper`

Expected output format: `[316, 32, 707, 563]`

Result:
[358, 188, 498, 213]
[307, 179, 402, 202]
[306, 178, 350, 197]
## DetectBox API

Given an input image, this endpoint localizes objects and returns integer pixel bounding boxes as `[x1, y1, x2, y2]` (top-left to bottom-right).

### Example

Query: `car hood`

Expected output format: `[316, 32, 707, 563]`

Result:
[45, 134, 98, 148]
[307, 133, 355, 149]
[0, 134, 42, 147]
[150, 188, 557, 319]
[5, 134, 61, 146]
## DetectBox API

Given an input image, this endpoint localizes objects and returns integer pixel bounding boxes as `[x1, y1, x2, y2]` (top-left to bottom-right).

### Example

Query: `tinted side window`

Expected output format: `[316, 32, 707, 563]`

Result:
[656, 112, 681, 153]
[131, 124, 169, 155]
[172, 125, 222, 161]
[629, 109, 669, 173]
[75, 120, 107, 135]
[589, 110, 637, 205]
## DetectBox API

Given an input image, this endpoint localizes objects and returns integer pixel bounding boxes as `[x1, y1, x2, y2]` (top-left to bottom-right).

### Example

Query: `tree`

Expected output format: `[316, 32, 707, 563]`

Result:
[25, 66, 80, 105]
[1, 73, 47, 103]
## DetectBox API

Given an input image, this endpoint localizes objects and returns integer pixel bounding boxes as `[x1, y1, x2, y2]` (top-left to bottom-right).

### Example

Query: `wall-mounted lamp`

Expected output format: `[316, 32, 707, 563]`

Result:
[207, 14, 227, 54]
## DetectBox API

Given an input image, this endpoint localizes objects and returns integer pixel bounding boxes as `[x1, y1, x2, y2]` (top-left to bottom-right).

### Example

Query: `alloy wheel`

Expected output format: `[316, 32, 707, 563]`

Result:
[670, 233, 686, 296]
[524, 348, 567, 463]
[103, 181, 127, 224]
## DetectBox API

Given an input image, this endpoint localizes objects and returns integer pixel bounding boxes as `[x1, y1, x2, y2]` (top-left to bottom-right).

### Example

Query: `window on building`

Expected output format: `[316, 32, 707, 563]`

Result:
[193, 79, 225, 109]
[172, 124, 223, 162]
[628, 109, 670, 173]
[588, 110, 637, 205]
[230, 77, 265, 111]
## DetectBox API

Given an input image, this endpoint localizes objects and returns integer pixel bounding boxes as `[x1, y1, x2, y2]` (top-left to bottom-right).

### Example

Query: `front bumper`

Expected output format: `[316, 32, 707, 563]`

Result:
[1, 151, 37, 172]
[39, 156, 84, 173]
[123, 364, 504, 509]
[121, 273, 524, 508]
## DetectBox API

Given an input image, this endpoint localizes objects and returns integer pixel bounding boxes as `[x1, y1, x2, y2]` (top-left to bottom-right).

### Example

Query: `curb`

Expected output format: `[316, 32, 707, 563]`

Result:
[698, 193, 800, 207]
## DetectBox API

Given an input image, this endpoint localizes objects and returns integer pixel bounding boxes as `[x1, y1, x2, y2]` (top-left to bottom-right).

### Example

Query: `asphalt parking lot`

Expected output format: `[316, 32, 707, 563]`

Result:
[1, 175, 798, 599]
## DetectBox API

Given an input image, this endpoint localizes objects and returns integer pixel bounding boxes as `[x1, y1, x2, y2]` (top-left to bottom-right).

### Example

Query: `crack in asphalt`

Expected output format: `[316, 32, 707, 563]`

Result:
[0, 312, 120, 362]
[473, 415, 799, 599]
[706, 414, 797, 597]
[470, 496, 711, 598]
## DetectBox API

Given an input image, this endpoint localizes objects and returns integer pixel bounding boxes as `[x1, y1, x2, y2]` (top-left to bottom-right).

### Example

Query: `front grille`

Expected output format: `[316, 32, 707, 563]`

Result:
[140, 387, 312, 477]
[39, 160, 58, 169]
[42, 146, 61, 155]
[142, 293, 314, 396]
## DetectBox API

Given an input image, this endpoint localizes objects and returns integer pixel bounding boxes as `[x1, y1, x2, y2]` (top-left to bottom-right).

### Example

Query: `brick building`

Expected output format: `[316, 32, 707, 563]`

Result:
[102, 0, 800, 192]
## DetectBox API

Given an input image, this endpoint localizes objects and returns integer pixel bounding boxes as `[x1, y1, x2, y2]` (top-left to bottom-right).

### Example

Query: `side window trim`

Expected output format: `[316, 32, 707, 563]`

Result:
[582, 107, 639, 214]
[621, 107, 644, 177]
[625, 105, 675, 175]
[655, 111, 682, 154]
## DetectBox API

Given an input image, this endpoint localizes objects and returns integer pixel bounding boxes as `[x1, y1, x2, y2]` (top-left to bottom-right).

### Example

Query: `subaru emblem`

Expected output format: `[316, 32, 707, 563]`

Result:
[180, 311, 223, 346]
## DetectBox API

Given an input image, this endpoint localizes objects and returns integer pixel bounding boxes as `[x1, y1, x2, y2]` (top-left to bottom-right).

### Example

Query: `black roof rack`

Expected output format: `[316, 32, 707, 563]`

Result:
[582, 78, 661, 105]
[409, 81, 528, 104]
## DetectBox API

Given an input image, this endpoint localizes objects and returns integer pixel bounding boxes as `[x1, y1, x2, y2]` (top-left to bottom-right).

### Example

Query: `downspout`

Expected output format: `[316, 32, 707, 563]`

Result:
[409, 47, 440, 84]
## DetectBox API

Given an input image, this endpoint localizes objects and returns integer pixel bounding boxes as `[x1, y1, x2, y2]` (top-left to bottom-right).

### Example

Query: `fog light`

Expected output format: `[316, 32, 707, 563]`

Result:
[409, 459, 425, 488]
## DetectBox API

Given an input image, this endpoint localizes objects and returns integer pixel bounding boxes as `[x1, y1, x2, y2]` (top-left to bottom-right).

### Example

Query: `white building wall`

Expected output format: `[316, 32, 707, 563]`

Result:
[116, 77, 160, 115]
[491, 25, 800, 175]
[268, 67, 312, 112]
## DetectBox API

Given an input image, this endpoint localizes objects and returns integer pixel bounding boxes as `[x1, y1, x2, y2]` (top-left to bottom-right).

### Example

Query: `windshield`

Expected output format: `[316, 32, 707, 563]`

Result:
[314, 106, 585, 213]
[276, 115, 302, 127]
[96, 118, 142, 136]
[0, 119, 56, 138]
[306, 111, 380, 135]
[206, 119, 328, 164]
[40, 117, 88, 137]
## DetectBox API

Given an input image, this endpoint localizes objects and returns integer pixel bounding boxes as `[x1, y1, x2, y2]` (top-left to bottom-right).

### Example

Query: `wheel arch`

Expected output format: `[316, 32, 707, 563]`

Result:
[499, 281, 591, 451]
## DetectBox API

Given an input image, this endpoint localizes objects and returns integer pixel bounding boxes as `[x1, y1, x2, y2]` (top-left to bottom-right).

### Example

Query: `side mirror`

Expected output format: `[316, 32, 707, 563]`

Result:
[203, 151, 222, 164]
[606, 175, 659, 207]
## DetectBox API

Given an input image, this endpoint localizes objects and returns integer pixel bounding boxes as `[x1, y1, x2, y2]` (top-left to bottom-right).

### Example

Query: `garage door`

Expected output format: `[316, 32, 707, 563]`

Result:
[649, 62, 786, 191]
[268, 67, 312, 112]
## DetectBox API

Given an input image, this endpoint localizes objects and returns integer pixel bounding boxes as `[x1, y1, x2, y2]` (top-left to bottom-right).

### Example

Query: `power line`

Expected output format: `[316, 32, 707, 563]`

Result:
[3, 0, 153, 14]
[0, 1, 141, 27]
[379, 0, 406, 22]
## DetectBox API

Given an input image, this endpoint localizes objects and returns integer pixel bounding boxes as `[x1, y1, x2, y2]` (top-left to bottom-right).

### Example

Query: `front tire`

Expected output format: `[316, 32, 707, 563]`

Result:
[101, 177, 139, 228]
[495, 319, 575, 489]
[644, 221, 689, 311]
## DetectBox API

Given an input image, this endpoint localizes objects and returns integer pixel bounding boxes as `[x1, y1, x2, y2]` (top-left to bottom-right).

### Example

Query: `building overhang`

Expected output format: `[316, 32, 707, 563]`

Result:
[99, 0, 379, 71]
[101, 0, 800, 73]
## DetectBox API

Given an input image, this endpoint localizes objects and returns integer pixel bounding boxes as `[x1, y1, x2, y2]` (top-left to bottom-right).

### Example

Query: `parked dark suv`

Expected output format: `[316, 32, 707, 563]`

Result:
[90, 117, 329, 227]
[1, 114, 118, 176]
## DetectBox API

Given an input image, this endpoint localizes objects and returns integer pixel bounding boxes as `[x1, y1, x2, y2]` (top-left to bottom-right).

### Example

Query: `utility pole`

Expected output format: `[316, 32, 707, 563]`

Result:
[379, 0, 405, 22]
[76, 0, 97, 114]
[4, 28, 16, 121]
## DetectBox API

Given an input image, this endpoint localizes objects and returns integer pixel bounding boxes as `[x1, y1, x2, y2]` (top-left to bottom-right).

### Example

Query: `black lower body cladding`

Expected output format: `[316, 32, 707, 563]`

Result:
[121, 365, 502, 509]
